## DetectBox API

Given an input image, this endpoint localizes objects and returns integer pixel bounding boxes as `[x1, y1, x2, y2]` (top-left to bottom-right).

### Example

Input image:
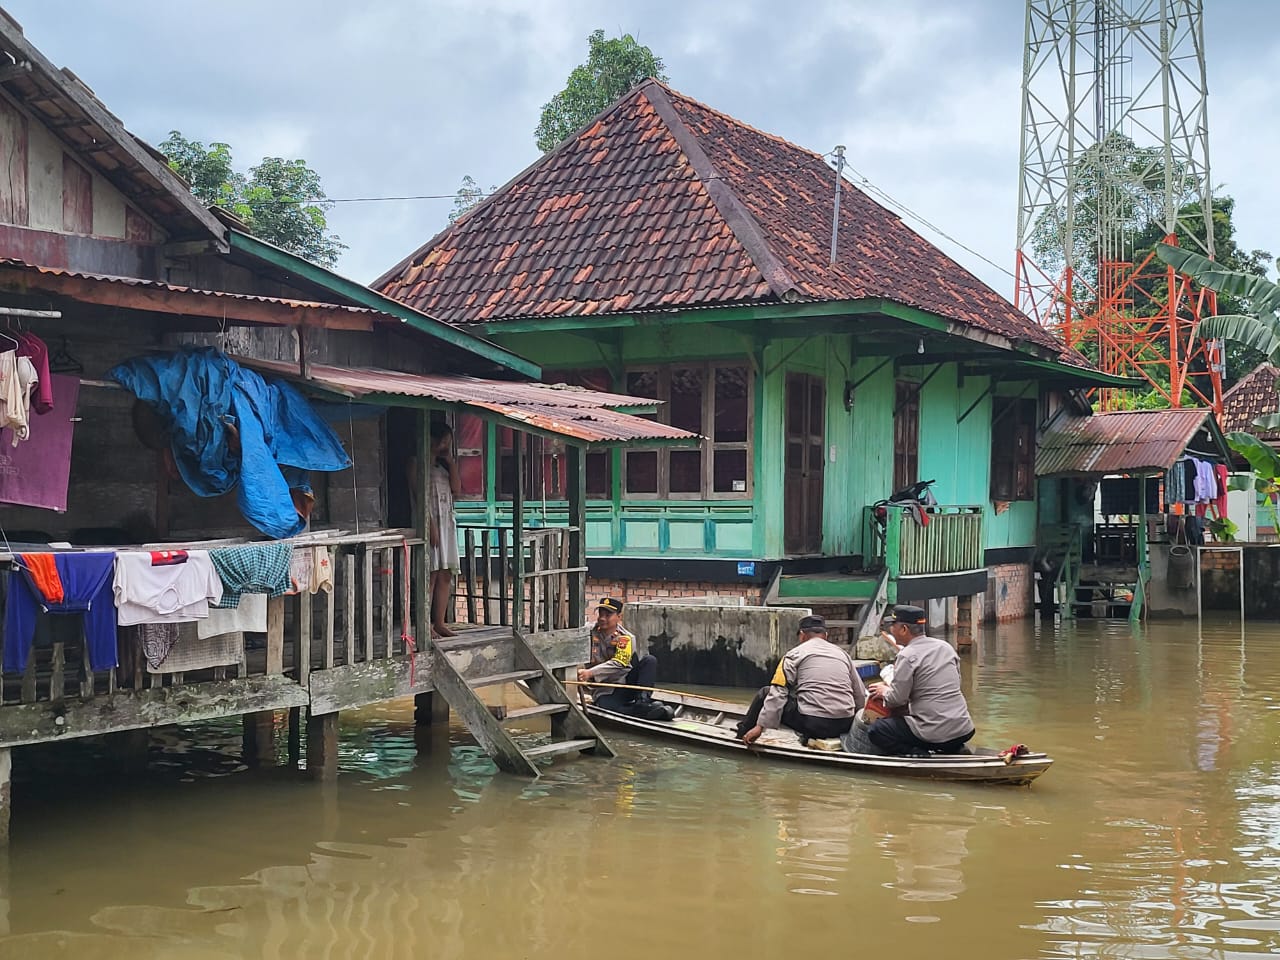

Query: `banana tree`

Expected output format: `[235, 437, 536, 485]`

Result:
[1226, 431, 1280, 536]
[1157, 242, 1280, 427]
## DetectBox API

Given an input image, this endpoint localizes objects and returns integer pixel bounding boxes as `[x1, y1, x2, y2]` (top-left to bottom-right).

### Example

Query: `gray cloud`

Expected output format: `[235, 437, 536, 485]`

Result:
[9, 0, 1277, 299]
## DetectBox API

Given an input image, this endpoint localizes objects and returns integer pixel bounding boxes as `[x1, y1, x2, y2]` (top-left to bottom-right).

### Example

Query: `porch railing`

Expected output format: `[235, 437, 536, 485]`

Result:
[864, 504, 985, 577]
[0, 530, 427, 713]
[456, 524, 585, 633]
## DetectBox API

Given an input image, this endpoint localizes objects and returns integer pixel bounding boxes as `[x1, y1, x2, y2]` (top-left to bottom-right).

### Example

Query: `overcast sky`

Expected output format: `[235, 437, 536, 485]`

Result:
[10, 1, 1279, 297]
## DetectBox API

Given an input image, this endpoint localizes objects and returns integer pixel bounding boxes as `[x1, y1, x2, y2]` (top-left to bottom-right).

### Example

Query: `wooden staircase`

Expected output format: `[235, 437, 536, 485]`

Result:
[1036, 524, 1082, 619]
[429, 625, 615, 777]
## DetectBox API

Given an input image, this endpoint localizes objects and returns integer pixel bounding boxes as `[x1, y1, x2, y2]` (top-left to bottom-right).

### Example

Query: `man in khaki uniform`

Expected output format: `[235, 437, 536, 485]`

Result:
[736, 614, 867, 744]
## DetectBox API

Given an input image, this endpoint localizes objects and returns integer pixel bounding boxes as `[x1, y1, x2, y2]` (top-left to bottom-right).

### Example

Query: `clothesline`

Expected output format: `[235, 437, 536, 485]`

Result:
[1, 540, 338, 676]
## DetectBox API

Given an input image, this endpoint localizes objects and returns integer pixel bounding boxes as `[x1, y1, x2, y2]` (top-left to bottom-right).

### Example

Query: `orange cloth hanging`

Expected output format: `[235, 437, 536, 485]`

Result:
[18, 553, 63, 604]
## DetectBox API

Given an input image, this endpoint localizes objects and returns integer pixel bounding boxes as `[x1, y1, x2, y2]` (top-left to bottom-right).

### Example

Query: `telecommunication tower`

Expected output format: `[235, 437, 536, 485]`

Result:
[1014, 0, 1222, 411]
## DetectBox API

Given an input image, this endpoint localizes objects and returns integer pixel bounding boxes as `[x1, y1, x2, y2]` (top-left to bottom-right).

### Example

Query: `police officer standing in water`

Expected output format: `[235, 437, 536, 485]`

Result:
[865, 605, 975, 755]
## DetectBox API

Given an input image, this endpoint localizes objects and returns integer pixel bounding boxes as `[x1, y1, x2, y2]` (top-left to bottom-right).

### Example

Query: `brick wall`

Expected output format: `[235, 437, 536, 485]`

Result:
[1199, 548, 1241, 572]
[982, 562, 1033, 623]
[585, 578, 765, 607]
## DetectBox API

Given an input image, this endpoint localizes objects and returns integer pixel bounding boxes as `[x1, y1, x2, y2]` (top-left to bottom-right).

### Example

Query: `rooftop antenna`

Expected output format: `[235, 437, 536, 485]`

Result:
[829, 145, 846, 266]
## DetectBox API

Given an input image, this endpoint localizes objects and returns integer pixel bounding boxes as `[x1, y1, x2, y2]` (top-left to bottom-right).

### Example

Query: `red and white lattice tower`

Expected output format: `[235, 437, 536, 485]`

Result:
[1014, 0, 1223, 412]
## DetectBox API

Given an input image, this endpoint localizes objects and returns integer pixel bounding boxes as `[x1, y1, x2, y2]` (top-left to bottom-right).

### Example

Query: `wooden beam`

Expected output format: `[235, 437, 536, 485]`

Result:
[0, 677, 308, 749]
[0, 267, 375, 331]
[308, 652, 434, 715]
[566, 446, 586, 627]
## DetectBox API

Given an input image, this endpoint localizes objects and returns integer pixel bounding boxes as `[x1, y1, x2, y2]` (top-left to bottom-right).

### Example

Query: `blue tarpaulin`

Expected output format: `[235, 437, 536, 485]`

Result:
[109, 348, 352, 539]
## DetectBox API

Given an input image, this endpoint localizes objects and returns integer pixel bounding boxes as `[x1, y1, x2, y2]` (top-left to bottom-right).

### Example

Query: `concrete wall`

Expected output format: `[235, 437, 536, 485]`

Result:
[1145, 544, 1201, 617]
[624, 602, 811, 688]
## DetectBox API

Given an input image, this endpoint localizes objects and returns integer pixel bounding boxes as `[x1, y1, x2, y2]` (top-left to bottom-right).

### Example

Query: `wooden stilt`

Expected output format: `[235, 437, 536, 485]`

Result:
[306, 710, 339, 782]
[0, 748, 11, 848]
[414, 691, 449, 727]
[287, 706, 302, 766]
[242, 710, 277, 767]
[106, 728, 149, 774]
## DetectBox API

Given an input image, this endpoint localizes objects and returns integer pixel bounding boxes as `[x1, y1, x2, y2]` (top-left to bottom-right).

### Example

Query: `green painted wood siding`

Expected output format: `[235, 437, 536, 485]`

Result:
[483, 327, 1038, 560]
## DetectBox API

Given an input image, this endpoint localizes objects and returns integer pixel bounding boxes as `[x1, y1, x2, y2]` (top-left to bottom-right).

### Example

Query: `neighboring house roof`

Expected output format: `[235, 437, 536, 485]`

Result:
[376, 79, 1070, 362]
[1220, 363, 1280, 441]
[1036, 408, 1229, 477]
[0, 258, 394, 330]
[0, 8, 226, 244]
[236, 357, 698, 447]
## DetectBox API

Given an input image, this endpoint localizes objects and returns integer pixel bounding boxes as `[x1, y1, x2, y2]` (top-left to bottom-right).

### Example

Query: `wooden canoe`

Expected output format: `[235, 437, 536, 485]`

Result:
[583, 690, 1053, 786]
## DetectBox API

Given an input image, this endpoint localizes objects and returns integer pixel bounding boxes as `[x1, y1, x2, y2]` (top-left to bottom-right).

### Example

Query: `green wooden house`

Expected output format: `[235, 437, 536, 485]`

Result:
[376, 80, 1121, 629]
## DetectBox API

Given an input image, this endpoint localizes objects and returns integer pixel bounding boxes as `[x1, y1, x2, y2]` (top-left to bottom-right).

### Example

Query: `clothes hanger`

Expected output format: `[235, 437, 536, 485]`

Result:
[49, 337, 83, 374]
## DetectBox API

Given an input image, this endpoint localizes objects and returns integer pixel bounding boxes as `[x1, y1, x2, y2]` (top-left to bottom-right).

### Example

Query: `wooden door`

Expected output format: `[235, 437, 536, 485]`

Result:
[893, 381, 920, 493]
[784, 374, 825, 555]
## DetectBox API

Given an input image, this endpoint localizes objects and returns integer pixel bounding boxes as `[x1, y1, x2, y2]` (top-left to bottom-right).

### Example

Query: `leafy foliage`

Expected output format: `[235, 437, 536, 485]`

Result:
[534, 30, 667, 153]
[1030, 133, 1192, 285]
[1157, 242, 1280, 382]
[159, 132, 345, 268]
[448, 175, 496, 224]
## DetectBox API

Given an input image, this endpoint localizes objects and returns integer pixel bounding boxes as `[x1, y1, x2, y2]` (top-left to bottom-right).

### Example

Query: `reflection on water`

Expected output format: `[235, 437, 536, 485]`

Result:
[1, 618, 1280, 957]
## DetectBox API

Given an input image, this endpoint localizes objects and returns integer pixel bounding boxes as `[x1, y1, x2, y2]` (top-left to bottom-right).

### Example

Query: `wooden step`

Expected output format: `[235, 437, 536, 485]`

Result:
[503, 703, 570, 723]
[437, 632, 513, 653]
[468, 669, 542, 689]
[522, 738, 596, 760]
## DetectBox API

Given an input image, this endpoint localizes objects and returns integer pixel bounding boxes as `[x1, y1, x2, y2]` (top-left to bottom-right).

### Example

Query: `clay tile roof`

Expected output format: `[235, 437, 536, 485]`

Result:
[1220, 364, 1280, 440]
[375, 80, 1066, 359]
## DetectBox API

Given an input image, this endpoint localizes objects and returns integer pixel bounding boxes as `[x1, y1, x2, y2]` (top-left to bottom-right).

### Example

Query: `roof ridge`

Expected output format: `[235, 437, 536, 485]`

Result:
[646, 80, 831, 162]
[373, 81, 663, 292]
[642, 83, 799, 301]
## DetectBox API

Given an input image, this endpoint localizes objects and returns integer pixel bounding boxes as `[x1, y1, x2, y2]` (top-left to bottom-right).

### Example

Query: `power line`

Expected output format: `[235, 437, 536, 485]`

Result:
[835, 159, 1016, 281]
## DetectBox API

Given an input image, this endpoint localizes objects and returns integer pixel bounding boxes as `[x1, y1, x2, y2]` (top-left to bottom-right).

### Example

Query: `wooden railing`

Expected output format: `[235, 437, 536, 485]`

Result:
[864, 504, 985, 578]
[457, 524, 585, 633]
[0, 530, 427, 711]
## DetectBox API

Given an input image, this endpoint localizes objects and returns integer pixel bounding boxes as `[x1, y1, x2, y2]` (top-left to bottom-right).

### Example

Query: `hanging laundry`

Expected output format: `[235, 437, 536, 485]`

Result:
[1193, 458, 1216, 502]
[209, 543, 293, 608]
[1165, 459, 1187, 506]
[1182, 459, 1197, 503]
[197, 592, 267, 639]
[16, 332, 52, 415]
[148, 624, 243, 674]
[113, 550, 223, 626]
[0, 374, 79, 511]
[0, 348, 38, 446]
[4, 552, 118, 673]
[1214, 463, 1230, 516]
[108, 348, 351, 539]
[289, 545, 334, 595]
[136, 622, 179, 670]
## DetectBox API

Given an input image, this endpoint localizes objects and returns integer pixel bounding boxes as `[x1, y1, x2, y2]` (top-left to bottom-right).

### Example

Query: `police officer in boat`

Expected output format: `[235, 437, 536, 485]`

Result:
[864, 605, 975, 755]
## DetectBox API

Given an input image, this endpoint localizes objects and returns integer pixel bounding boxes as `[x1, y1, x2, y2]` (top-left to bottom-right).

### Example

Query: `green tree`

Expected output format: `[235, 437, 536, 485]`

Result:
[534, 30, 668, 153]
[448, 175, 495, 224]
[159, 131, 345, 268]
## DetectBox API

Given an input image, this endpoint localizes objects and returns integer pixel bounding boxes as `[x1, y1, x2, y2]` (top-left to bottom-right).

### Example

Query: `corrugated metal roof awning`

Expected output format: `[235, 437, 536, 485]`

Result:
[1036, 408, 1228, 477]
[236, 357, 700, 447]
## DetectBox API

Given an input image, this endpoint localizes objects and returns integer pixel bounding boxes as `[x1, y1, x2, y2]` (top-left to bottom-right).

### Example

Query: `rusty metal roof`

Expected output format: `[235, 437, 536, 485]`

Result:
[0, 259, 390, 326]
[236, 357, 698, 446]
[1037, 409, 1225, 477]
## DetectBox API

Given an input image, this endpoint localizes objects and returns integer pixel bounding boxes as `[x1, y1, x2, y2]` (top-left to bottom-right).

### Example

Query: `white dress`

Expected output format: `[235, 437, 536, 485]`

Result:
[429, 461, 460, 573]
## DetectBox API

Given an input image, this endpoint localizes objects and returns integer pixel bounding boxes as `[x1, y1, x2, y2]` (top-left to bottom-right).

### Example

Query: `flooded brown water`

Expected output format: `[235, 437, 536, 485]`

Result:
[1, 617, 1278, 959]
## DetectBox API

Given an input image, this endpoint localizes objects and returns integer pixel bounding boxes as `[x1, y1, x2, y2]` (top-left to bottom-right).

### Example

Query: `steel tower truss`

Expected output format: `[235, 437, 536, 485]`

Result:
[1015, 0, 1221, 411]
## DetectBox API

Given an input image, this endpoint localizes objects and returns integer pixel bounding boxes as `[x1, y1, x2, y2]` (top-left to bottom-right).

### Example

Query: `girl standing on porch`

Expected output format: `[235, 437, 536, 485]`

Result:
[425, 421, 461, 638]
